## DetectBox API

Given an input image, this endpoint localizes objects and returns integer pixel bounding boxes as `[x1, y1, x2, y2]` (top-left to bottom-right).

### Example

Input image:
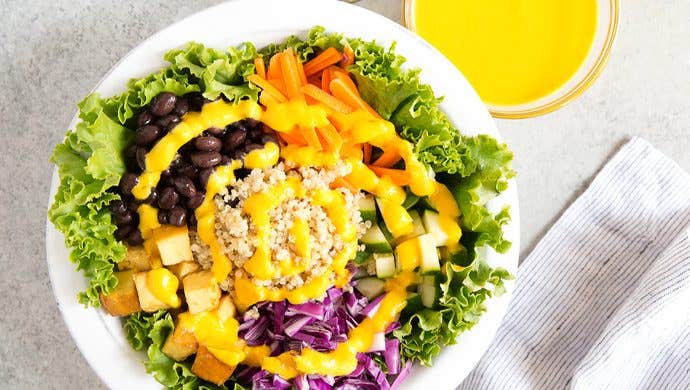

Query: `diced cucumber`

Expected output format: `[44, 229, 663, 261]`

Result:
[416, 196, 438, 212]
[353, 248, 372, 265]
[394, 210, 426, 245]
[405, 292, 423, 313]
[361, 223, 392, 253]
[418, 274, 440, 308]
[351, 265, 371, 280]
[355, 277, 386, 300]
[402, 192, 420, 210]
[373, 253, 396, 278]
[358, 194, 377, 223]
[417, 233, 441, 273]
[422, 210, 447, 246]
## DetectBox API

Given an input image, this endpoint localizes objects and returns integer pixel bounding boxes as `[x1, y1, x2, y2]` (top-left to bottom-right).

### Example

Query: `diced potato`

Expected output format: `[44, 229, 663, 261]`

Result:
[100, 271, 141, 316]
[133, 271, 169, 312]
[183, 271, 221, 314]
[168, 261, 201, 282]
[191, 346, 235, 386]
[216, 295, 236, 321]
[117, 246, 152, 272]
[162, 318, 198, 361]
[154, 225, 193, 266]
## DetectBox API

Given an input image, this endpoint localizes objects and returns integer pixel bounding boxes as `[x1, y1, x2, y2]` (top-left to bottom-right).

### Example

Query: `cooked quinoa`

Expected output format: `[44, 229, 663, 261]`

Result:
[190, 162, 369, 294]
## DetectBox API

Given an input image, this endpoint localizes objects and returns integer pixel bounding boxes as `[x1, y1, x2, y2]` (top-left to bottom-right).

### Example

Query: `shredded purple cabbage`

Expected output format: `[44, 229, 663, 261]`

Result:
[235, 284, 408, 389]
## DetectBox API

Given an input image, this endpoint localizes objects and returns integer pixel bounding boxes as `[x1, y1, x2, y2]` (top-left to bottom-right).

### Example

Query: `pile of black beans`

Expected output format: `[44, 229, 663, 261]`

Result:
[110, 92, 279, 245]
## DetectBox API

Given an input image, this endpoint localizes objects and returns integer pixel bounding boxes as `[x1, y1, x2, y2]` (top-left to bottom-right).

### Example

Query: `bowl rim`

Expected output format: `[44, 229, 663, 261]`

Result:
[402, 0, 621, 119]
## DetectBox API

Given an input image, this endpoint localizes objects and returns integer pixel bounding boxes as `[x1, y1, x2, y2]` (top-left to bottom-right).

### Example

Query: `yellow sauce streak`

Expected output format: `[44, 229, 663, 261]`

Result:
[244, 142, 280, 169]
[261, 100, 330, 133]
[195, 162, 242, 282]
[132, 100, 262, 200]
[146, 268, 181, 307]
[289, 218, 311, 259]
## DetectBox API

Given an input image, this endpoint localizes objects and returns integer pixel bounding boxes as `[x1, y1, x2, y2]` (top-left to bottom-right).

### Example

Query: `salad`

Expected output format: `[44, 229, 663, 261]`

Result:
[49, 27, 514, 389]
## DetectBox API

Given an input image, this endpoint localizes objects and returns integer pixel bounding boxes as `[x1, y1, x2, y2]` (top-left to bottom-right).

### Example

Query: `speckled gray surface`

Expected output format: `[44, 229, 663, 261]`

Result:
[0, 0, 688, 388]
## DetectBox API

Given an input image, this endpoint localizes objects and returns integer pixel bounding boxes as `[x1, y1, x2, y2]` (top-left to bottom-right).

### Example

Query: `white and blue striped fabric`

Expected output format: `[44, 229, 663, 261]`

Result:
[460, 138, 690, 390]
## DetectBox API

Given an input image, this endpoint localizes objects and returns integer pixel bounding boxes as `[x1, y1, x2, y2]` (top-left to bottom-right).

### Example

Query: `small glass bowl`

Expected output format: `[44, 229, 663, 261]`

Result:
[403, 0, 620, 119]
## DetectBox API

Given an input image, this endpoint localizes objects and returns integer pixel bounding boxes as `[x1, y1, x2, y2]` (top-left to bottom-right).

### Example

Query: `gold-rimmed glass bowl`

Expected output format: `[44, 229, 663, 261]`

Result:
[403, 0, 620, 119]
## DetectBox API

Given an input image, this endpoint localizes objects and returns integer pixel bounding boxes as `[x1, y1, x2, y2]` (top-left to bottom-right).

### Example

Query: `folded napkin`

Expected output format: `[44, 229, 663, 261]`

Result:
[459, 138, 690, 389]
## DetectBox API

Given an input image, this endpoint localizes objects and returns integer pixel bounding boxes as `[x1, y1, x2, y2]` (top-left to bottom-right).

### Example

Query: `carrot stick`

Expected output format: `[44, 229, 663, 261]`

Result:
[328, 67, 360, 95]
[254, 57, 266, 79]
[267, 78, 288, 97]
[341, 44, 355, 68]
[301, 126, 322, 150]
[280, 48, 304, 100]
[362, 143, 372, 163]
[321, 68, 333, 93]
[367, 165, 410, 186]
[371, 147, 401, 167]
[296, 58, 308, 86]
[301, 84, 353, 114]
[307, 76, 321, 87]
[303, 47, 342, 76]
[278, 130, 306, 146]
[248, 74, 288, 103]
[316, 124, 343, 152]
[330, 78, 380, 117]
[267, 53, 283, 79]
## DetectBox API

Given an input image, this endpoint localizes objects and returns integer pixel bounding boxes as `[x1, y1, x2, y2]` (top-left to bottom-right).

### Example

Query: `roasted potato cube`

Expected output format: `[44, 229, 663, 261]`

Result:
[161, 318, 198, 361]
[216, 295, 236, 321]
[192, 346, 235, 386]
[133, 271, 169, 312]
[183, 271, 220, 314]
[99, 270, 141, 316]
[118, 246, 152, 272]
[168, 261, 201, 282]
[154, 226, 193, 266]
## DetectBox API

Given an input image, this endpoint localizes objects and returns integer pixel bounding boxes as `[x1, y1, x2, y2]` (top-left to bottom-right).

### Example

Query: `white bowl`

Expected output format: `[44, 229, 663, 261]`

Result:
[45, 0, 520, 388]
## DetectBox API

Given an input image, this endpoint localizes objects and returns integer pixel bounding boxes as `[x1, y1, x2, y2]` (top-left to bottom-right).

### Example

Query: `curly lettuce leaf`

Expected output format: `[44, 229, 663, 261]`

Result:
[124, 311, 247, 390]
[260, 26, 346, 62]
[165, 42, 258, 102]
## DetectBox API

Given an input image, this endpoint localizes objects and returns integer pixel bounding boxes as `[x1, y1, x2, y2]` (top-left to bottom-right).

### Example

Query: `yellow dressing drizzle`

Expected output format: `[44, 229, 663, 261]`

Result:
[132, 100, 262, 200]
[145, 268, 181, 307]
[289, 218, 311, 258]
[244, 142, 280, 169]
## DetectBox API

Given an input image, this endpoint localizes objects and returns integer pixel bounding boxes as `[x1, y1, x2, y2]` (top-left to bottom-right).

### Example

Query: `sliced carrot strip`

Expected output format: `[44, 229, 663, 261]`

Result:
[328, 67, 360, 94]
[296, 58, 308, 86]
[362, 143, 372, 164]
[341, 44, 355, 68]
[254, 57, 266, 79]
[321, 68, 333, 93]
[303, 47, 342, 76]
[267, 53, 283, 79]
[278, 130, 306, 146]
[280, 48, 304, 100]
[301, 84, 353, 114]
[330, 78, 379, 117]
[371, 147, 402, 167]
[301, 126, 322, 150]
[330, 177, 358, 193]
[267, 78, 288, 97]
[248, 74, 287, 103]
[307, 76, 321, 87]
[316, 124, 343, 152]
[367, 165, 410, 186]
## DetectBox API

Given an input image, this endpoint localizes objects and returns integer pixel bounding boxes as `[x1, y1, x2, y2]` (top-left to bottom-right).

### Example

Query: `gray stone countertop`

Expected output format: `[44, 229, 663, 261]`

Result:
[1, 0, 688, 388]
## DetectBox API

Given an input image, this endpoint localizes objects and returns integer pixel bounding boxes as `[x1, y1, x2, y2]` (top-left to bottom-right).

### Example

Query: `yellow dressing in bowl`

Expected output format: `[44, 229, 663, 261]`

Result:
[412, 0, 598, 106]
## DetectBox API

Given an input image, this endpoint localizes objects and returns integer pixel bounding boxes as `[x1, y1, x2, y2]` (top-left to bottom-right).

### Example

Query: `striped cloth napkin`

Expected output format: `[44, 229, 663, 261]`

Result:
[459, 138, 690, 390]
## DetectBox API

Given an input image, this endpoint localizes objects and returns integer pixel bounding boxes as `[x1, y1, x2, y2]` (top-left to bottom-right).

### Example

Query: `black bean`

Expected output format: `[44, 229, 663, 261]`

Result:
[169, 157, 184, 171]
[126, 197, 140, 212]
[223, 129, 246, 151]
[194, 136, 222, 152]
[120, 173, 139, 195]
[186, 92, 205, 111]
[198, 168, 213, 189]
[158, 187, 179, 209]
[124, 144, 140, 172]
[143, 188, 158, 205]
[220, 155, 232, 165]
[187, 210, 197, 226]
[150, 92, 177, 116]
[135, 125, 161, 146]
[109, 199, 127, 215]
[155, 114, 180, 130]
[248, 126, 264, 141]
[136, 111, 154, 128]
[114, 211, 133, 226]
[244, 118, 261, 129]
[174, 97, 189, 117]
[157, 210, 169, 225]
[176, 164, 198, 179]
[136, 147, 147, 171]
[232, 150, 246, 161]
[227, 121, 247, 133]
[191, 151, 222, 168]
[114, 225, 133, 241]
[186, 192, 205, 209]
[244, 143, 264, 153]
[168, 206, 187, 226]
[234, 168, 250, 180]
[126, 229, 144, 246]
[261, 132, 279, 145]
[205, 126, 224, 137]
[173, 176, 197, 198]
